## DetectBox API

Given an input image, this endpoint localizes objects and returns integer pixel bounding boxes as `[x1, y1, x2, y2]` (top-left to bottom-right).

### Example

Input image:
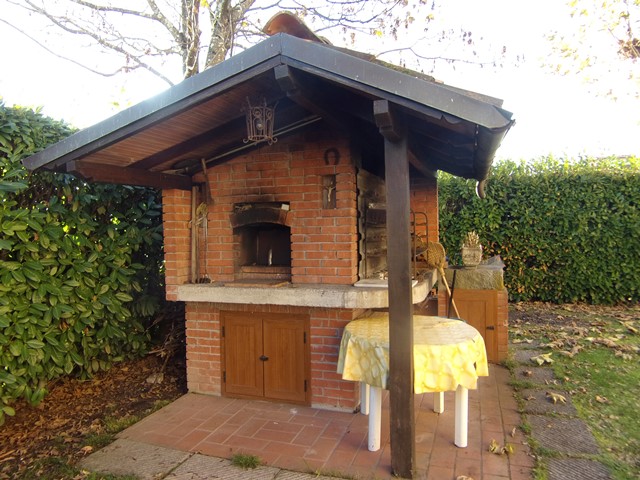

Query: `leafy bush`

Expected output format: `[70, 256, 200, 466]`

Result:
[439, 156, 640, 305]
[0, 102, 163, 425]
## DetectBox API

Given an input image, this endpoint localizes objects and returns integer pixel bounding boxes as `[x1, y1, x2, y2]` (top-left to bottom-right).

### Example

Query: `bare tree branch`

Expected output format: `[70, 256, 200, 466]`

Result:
[0, 17, 124, 78]
[1, 0, 511, 89]
[69, 0, 156, 19]
[20, 0, 177, 86]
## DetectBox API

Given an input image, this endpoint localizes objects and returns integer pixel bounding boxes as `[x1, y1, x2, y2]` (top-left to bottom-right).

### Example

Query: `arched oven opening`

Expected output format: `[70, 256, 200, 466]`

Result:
[231, 202, 291, 283]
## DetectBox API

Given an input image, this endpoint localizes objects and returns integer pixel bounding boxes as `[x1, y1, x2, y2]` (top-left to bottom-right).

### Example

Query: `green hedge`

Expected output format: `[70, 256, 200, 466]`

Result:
[0, 103, 163, 425]
[438, 156, 640, 305]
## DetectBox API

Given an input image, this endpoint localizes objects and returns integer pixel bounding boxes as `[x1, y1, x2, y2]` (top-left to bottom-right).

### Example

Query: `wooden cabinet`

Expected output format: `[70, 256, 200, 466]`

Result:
[439, 289, 508, 363]
[221, 311, 310, 404]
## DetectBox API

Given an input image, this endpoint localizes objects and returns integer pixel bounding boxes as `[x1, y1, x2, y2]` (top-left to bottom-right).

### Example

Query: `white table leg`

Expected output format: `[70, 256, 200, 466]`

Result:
[360, 383, 370, 415]
[368, 385, 382, 451]
[433, 392, 444, 413]
[454, 385, 469, 448]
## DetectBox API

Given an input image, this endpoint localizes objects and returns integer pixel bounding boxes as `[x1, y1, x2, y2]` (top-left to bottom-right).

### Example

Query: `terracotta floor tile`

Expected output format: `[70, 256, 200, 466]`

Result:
[351, 446, 383, 467]
[262, 440, 309, 458]
[174, 428, 211, 450]
[425, 465, 455, 480]
[193, 441, 234, 458]
[455, 457, 482, 479]
[253, 427, 298, 443]
[223, 434, 268, 451]
[305, 436, 339, 461]
[482, 451, 511, 477]
[293, 425, 324, 446]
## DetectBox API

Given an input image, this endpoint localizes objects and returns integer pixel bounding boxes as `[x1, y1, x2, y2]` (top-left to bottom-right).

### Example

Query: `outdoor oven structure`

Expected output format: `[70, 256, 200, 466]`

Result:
[165, 127, 441, 409]
[22, 14, 514, 461]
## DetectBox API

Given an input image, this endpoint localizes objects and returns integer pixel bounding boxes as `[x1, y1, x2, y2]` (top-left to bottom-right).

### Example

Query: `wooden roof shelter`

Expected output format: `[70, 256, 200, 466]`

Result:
[23, 32, 513, 191]
[23, 21, 514, 478]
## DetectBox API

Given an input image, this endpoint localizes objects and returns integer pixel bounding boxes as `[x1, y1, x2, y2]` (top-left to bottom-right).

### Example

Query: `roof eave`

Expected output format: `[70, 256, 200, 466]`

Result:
[23, 36, 289, 172]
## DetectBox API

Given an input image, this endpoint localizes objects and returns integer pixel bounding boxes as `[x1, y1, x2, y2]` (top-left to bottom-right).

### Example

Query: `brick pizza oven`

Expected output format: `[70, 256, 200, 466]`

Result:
[23, 14, 514, 414]
[163, 125, 440, 409]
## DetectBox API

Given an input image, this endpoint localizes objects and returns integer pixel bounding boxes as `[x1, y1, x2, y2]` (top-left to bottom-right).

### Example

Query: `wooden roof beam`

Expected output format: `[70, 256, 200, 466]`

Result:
[274, 65, 352, 133]
[67, 160, 192, 190]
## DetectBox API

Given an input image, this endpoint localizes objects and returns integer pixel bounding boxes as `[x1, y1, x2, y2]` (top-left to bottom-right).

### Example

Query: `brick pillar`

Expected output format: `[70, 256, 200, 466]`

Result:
[162, 189, 192, 301]
[410, 176, 438, 243]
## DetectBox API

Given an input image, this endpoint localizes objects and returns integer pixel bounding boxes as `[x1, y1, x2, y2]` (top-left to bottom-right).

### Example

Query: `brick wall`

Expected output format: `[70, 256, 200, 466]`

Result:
[163, 127, 442, 411]
[410, 176, 438, 243]
[163, 127, 359, 288]
[162, 189, 192, 301]
[185, 302, 362, 410]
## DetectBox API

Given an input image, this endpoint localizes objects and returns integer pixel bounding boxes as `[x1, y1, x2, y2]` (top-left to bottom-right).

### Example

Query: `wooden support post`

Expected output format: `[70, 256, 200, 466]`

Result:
[375, 99, 415, 478]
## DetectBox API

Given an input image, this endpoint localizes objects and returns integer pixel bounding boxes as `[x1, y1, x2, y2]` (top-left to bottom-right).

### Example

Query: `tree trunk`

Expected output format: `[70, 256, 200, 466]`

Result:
[205, 0, 256, 69]
[181, 0, 201, 78]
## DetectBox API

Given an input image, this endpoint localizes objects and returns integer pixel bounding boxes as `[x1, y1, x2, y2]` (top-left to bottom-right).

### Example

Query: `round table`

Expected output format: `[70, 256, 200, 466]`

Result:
[337, 314, 489, 450]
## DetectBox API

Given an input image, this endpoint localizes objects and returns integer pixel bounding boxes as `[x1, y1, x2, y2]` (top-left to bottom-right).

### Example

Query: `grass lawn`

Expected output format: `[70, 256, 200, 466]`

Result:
[510, 303, 640, 480]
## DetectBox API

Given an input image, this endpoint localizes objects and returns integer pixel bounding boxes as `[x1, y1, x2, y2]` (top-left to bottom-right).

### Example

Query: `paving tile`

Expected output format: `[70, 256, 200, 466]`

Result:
[547, 458, 612, 480]
[514, 348, 545, 364]
[166, 454, 279, 480]
[528, 415, 600, 455]
[520, 389, 577, 416]
[79, 438, 191, 480]
[514, 365, 556, 384]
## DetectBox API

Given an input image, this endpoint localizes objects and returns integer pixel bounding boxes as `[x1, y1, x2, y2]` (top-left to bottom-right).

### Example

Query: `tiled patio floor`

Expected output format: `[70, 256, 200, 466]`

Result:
[119, 365, 533, 479]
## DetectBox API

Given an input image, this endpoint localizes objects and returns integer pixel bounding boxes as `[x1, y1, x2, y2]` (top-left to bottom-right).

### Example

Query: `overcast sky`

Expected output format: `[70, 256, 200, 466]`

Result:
[1, 0, 638, 161]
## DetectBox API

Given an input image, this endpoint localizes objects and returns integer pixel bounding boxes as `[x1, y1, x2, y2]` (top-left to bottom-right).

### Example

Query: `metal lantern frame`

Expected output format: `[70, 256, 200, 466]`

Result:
[244, 97, 278, 145]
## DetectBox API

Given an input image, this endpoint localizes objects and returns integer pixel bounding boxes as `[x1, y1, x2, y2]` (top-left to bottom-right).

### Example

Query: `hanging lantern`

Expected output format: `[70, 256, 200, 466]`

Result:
[244, 97, 278, 145]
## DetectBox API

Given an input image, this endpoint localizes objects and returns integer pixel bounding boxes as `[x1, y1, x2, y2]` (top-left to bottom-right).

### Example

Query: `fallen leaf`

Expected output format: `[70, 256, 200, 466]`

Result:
[621, 321, 638, 334]
[489, 438, 501, 454]
[595, 395, 609, 404]
[614, 351, 633, 361]
[510, 427, 517, 437]
[79, 445, 93, 454]
[531, 353, 554, 365]
[502, 443, 515, 455]
[541, 339, 564, 349]
[546, 391, 567, 404]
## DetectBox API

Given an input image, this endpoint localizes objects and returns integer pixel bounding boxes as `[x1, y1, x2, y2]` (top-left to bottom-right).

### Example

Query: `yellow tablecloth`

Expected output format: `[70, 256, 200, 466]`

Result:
[337, 314, 489, 393]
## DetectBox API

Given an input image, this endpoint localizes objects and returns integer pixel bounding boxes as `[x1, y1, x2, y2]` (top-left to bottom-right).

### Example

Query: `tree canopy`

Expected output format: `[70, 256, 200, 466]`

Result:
[546, 0, 640, 99]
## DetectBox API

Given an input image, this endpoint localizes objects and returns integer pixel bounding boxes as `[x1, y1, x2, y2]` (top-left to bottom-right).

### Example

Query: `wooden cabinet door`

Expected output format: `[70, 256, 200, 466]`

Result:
[222, 312, 309, 404]
[222, 312, 264, 397]
[440, 289, 498, 362]
[263, 316, 308, 403]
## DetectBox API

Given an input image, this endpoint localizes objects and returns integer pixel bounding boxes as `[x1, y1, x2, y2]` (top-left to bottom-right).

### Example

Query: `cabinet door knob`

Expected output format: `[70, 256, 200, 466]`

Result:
[259, 355, 269, 361]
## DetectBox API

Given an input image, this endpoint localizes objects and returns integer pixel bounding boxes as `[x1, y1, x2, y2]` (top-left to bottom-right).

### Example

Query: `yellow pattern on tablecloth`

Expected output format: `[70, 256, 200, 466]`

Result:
[337, 314, 488, 392]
